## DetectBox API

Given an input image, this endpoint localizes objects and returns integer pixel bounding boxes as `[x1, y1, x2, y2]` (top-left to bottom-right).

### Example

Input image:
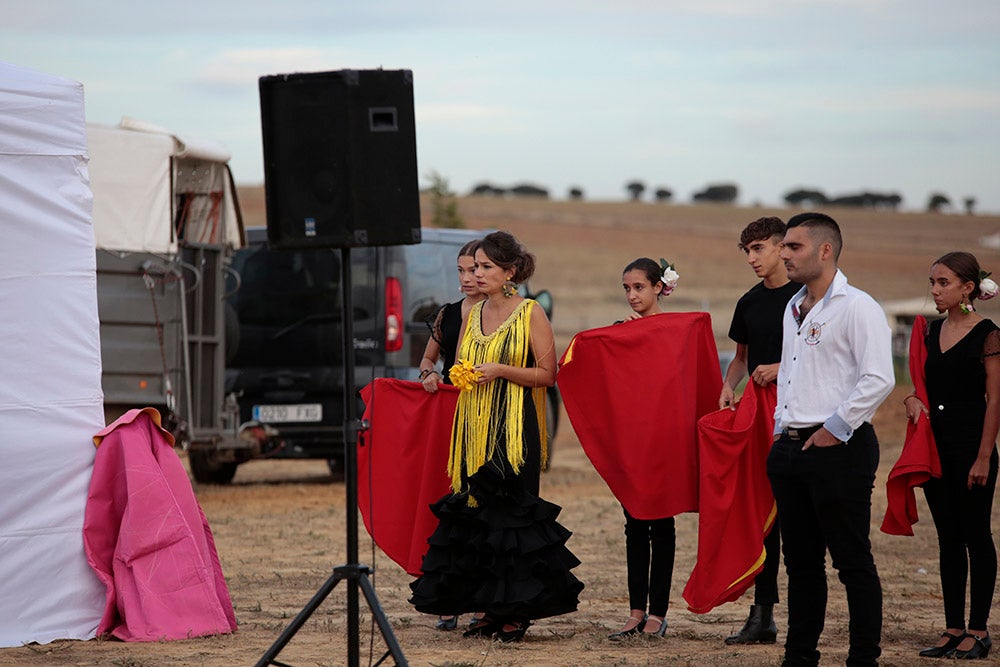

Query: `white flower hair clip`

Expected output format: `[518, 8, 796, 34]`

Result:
[979, 271, 998, 301]
[659, 258, 679, 296]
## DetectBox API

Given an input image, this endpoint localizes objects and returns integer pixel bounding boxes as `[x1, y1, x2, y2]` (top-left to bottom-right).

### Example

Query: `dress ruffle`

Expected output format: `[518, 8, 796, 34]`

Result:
[409, 464, 584, 621]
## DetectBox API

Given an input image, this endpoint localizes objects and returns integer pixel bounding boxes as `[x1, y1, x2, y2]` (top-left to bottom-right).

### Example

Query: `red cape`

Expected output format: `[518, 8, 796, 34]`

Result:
[881, 315, 941, 536]
[557, 312, 722, 519]
[83, 408, 237, 641]
[683, 381, 777, 613]
[358, 378, 456, 576]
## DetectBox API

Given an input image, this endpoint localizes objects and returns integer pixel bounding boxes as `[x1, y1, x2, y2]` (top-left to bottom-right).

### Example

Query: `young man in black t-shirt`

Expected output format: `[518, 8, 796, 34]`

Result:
[719, 216, 801, 645]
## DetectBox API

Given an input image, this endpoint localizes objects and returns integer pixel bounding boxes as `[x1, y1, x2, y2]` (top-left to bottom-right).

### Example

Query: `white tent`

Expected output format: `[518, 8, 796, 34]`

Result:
[0, 62, 106, 646]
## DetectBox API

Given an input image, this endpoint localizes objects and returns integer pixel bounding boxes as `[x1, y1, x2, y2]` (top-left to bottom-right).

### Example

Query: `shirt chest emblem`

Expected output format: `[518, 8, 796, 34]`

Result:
[805, 320, 824, 345]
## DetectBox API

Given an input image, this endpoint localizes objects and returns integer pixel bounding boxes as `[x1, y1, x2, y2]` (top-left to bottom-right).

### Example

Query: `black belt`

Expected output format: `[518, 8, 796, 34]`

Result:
[782, 424, 823, 441]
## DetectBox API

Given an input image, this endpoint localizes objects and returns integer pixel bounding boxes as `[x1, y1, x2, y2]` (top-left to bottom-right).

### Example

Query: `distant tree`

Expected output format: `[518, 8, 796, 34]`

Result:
[510, 183, 549, 198]
[927, 192, 951, 213]
[692, 182, 738, 204]
[828, 193, 868, 207]
[826, 191, 903, 209]
[784, 188, 828, 207]
[568, 186, 585, 201]
[626, 180, 646, 201]
[469, 182, 506, 197]
[426, 170, 464, 228]
[965, 197, 977, 215]
[654, 187, 672, 203]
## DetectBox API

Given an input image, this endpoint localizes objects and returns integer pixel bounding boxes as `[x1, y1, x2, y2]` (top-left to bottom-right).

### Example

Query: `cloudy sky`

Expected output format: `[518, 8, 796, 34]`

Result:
[3, 0, 999, 212]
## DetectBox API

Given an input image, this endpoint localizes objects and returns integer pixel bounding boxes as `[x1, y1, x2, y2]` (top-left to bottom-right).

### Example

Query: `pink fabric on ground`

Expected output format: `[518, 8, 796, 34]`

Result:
[83, 408, 237, 641]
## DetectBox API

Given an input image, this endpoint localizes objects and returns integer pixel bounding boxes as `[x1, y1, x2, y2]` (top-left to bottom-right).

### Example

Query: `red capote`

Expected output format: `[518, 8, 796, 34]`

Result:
[881, 315, 941, 536]
[557, 312, 722, 519]
[358, 378, 457, 576]
[683, 381, 777, 613]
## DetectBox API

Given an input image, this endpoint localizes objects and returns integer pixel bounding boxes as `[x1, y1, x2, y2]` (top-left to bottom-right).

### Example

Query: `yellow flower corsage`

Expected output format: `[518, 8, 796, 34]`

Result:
[449, 359, 482, 391]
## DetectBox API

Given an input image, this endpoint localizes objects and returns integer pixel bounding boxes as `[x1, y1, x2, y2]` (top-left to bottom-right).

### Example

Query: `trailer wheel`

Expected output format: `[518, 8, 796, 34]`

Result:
[189, 450, 238, 485]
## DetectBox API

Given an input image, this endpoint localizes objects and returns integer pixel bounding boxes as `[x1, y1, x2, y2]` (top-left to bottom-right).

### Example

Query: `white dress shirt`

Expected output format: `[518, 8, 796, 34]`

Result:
[773, 269, 895, 442]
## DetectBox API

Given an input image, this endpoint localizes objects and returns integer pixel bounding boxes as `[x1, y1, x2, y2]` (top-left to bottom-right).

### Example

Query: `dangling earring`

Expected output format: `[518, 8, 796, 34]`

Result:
[502, 280, 518, 298]
[960, 293, 974, 314]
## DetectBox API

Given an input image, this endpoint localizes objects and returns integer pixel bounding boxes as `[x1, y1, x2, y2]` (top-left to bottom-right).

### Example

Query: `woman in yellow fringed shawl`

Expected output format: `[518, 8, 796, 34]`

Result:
[409, 231, 584, 644]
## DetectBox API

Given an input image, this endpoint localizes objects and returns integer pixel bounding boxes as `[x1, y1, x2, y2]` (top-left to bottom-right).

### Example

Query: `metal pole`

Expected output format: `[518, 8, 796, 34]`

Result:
[340, 246, 360, 667]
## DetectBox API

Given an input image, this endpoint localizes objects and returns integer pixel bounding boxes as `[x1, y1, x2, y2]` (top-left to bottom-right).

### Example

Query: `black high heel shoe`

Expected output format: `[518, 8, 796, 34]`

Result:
[608, 614, 646, 641]
[948, 632, 991, 660]
[918, 631, 964, 658]
[435, 615, 458, 631]
[496, 620, 531, 643]
[462, 616, 501, 638]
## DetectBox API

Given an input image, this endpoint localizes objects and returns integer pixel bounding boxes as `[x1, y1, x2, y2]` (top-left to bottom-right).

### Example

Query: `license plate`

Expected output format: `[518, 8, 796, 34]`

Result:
[252, 403, 322, 423]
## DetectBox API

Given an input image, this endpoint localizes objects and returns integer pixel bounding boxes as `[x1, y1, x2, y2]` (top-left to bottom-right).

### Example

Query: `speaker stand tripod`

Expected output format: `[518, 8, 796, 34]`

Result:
[256, 247, 408, 667]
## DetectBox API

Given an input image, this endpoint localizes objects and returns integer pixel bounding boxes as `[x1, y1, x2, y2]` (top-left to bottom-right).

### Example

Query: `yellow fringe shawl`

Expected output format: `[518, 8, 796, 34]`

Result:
[447, 299, 548, 495]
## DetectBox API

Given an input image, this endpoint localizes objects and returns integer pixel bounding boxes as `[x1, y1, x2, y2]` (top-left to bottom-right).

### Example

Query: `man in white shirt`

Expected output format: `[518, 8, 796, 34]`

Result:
[768, 212, 894, 667]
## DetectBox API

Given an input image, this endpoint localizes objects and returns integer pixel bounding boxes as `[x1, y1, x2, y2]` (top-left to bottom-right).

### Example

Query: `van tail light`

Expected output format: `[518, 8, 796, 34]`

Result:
[385, 277, 403, 352]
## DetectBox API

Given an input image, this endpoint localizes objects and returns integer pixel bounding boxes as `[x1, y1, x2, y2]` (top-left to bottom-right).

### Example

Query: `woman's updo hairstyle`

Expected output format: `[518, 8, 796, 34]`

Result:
[934, 251, 982, 299]
[457, 239, 478, 260]
[622, 257, 663, 291]
[477, 231, 536, 283]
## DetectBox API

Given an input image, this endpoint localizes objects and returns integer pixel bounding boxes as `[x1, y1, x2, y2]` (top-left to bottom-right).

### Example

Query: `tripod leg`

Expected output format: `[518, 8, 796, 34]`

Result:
[255, 573, 343, 667]
[358, 572, 409, 666]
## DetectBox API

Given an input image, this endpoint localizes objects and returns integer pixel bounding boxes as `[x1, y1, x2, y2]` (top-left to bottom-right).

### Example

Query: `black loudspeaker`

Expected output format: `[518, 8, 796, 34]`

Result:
[259, 69, 422, 249]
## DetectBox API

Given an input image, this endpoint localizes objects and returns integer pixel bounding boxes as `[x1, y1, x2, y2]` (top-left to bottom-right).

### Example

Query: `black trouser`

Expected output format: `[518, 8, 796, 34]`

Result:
[754, 515, 781, 606]
[767, 422, 881, 667]
[922, 448, 998, 630]
[622, 507, 675, 618]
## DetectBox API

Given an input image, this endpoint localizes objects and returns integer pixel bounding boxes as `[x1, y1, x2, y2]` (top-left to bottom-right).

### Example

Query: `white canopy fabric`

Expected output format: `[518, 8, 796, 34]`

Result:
[88, 117, 243, 254]
[0, 61, 106, 646]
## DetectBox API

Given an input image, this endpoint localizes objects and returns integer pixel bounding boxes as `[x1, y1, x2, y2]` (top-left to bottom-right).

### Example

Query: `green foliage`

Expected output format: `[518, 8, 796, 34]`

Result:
[426, 170, 465, 228]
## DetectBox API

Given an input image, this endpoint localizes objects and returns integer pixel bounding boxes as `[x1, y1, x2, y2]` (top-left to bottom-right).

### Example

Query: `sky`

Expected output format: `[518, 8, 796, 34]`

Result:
[3, 0, 999, 212]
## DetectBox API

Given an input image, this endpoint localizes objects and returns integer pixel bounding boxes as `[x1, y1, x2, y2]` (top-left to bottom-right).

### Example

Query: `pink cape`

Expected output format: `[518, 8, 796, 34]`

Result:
[358, 379, 456, 576]
[881, 315, 941, 536]
[557, 312, 722, 519]
[683, 381, 778, 613]
[83, 408, 237, 641]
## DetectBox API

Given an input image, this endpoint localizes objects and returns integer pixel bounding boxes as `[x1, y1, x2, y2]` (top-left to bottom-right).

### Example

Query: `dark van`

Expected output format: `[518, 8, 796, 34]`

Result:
[192, 227, 558, 483]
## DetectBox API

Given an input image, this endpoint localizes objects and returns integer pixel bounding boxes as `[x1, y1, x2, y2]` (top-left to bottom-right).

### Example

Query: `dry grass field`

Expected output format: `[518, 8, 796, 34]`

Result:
[6, 194, 1000, 667]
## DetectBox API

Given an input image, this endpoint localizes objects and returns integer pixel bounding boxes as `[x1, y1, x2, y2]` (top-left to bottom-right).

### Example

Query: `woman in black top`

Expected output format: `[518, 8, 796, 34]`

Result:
[904, 251, 1000, 659]
[416, 240, 483, 631]
[417, 240, 484, 394]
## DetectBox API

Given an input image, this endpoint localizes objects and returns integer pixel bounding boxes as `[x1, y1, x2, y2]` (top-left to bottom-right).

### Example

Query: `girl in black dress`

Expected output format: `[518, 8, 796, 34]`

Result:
[904, 251, 1000, 659]
[409, 231, 583, 643]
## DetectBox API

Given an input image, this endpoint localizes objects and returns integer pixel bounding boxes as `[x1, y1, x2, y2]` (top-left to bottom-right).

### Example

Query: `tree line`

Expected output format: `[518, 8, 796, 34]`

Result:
[461, 178, 979, 214]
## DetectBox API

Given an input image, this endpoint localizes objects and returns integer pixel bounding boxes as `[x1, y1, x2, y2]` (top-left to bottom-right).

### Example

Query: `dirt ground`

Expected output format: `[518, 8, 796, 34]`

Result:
[6, 197, 1000, 666]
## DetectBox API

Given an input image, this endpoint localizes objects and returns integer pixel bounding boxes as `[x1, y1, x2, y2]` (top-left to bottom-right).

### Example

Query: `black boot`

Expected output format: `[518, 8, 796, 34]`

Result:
[724, 604, 778, 645]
